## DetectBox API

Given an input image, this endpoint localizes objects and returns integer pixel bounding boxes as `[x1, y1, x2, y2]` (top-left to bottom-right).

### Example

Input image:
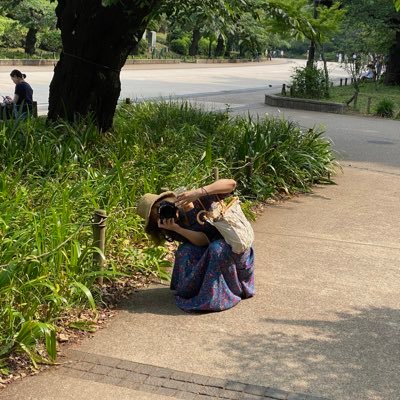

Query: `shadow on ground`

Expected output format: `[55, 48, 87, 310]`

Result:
[120, 286, 184, 316]
[211, 307, 400, 400]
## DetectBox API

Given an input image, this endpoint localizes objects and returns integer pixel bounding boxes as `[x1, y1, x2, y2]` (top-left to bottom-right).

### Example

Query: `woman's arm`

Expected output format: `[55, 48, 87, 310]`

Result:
[11, 94, 19, 104]
[158, 218, 209, 246]
[175, 179, 236, 208]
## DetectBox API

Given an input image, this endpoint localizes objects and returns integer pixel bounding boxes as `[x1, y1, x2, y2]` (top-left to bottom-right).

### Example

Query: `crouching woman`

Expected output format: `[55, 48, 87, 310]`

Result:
[137, 179, 255, 312]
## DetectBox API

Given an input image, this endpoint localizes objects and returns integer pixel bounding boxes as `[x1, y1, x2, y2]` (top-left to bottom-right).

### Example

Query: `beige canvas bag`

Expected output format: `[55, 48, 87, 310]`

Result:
[198, 196, 254, 254]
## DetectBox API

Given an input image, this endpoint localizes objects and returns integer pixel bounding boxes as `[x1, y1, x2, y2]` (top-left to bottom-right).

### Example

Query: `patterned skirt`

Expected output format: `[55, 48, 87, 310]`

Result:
[170, 239, 255, 312]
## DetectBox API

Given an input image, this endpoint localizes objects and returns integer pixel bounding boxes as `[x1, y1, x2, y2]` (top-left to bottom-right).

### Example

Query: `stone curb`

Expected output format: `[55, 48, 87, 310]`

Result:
[265, 94, 345, 114]
[61, 350, 328, 400]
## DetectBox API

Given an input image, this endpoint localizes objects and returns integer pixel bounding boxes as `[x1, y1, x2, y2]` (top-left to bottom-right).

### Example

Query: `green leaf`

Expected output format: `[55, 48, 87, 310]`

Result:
[70, 281, 96, 310]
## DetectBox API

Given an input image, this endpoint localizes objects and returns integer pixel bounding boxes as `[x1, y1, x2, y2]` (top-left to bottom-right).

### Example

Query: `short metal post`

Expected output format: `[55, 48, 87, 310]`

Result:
[125, 98, 131, 104]
[340, 78, 343, 86]
[345, 78, 348, 86]
[213, 166, 219, 181]
[93, 209, 107, 285]
[281, 84, 286, 95]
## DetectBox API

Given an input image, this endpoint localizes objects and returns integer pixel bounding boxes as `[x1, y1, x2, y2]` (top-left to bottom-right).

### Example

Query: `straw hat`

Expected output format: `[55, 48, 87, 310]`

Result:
[137, 191, 176, 232]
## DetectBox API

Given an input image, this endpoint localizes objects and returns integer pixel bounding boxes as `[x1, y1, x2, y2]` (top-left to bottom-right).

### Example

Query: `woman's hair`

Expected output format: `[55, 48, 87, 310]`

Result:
[10, 69, 26, 79]
[146, 199, 184, 244]
[146, 203, 164, 244]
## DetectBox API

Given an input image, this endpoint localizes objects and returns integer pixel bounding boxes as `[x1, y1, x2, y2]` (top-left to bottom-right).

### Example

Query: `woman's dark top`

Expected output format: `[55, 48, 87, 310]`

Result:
[164, 194, 227, 244]
[15, 82, 33, 112]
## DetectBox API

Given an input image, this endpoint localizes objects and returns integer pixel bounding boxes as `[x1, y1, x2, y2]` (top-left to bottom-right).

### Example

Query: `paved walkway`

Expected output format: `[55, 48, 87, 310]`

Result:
[1, 93, 399, 400]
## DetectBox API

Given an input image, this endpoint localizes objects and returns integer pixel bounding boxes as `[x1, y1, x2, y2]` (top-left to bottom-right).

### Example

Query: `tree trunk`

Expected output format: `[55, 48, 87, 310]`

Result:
[384, 30, 400, 85]
[24, 28, 37, 55]
[307, 0, 318, 69]
[320, 48, 330, 98]
[215, 34, 224, 57]
[306, 40, 316, 68]
[48, 0, 160, 132]
[224, 34, 234, 58]
[189, 28, 201, 56]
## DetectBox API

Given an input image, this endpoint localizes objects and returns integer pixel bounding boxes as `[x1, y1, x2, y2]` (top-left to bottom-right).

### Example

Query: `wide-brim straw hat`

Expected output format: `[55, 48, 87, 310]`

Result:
[137, 191, 176, 232]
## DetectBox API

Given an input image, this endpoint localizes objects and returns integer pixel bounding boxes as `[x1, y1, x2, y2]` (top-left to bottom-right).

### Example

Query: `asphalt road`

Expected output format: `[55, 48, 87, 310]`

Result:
[0, 59, 398, 169]
[0, 59, 346, 113]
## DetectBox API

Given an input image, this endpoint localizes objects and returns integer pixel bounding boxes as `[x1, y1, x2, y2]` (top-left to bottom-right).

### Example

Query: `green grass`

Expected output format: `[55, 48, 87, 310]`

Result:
[329, 82, 400, 118]
[0, 101, 338, 371]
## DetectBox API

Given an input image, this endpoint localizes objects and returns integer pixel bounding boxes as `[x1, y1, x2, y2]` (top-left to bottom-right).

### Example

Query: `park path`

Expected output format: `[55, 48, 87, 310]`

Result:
[1, 90, 400, 400]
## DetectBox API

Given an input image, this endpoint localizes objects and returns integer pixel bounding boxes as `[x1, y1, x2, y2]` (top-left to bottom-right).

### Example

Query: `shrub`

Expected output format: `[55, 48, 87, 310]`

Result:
[290, 66, 328, 99]
[198, 38, 211, 56]
[375, 98, 395, 118]
[38, 29, 62, 53]
[169, 38, 190, 55]
[0, 16, 26, 49]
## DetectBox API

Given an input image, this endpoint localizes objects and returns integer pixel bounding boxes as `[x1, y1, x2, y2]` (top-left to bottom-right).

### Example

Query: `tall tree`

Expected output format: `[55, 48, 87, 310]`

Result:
[47, 0, 161, 132]
[47, 0, 249, 132]
[263, 0, 344, 70]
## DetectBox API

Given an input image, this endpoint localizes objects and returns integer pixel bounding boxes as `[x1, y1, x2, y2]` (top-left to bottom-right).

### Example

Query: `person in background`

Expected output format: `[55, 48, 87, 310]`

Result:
[137, 178, 255, 312]
[9, 69, 33, 119]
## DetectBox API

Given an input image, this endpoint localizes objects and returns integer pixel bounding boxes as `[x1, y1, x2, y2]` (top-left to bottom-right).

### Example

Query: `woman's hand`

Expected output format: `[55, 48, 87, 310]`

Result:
[158, 218, 180, 232]
[159, 215, 210, 246]
[175, 189, 201, 208]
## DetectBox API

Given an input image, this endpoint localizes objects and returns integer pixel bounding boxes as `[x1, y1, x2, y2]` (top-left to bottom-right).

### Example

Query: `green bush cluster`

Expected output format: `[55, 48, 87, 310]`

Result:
[375, 98, 395, 118]
[290, 66, 329, 99]
[170, 37, 190, 56]
[0, 102, 337, 369]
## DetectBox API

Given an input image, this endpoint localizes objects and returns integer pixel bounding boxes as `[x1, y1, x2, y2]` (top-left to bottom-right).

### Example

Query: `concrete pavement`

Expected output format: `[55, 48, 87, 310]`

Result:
[1, 91, 399, 400]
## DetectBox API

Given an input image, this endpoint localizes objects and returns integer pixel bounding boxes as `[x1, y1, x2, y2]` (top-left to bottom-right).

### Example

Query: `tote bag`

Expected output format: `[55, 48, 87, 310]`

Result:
[199, 197, 254, 254]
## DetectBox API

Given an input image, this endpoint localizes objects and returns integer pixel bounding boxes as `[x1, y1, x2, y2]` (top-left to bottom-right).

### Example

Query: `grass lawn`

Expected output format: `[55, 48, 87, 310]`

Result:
[329, 81, 400, 118]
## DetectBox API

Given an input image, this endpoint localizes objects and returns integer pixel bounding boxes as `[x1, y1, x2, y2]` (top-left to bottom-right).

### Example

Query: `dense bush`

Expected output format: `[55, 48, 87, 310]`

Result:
[375, 98, 395, 118]
[38, 29, 62, 53]
[290, 66, 328, 99]
[170, 37, 190, 55]
[198, 38, 212, 56]
[0, 16, 26, 49]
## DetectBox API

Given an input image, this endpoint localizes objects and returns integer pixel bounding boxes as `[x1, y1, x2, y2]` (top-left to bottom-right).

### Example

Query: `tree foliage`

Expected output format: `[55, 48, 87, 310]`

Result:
[262, 0, 345, 47]
[0, 0, 56, 54]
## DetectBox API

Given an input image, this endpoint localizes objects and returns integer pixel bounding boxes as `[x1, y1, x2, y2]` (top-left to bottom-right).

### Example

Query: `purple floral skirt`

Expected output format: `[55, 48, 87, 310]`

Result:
[170, 239, 255, 312]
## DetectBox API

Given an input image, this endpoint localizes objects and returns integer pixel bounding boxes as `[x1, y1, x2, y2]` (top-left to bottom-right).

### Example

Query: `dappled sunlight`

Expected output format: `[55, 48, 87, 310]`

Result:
[212, 307, 400, 400]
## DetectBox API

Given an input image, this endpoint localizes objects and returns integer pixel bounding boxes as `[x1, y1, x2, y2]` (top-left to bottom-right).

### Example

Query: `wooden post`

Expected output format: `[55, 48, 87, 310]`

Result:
[340, 78, 343, 86]
[353, 92, 358, 109]
[345, 78, 348, 86]
[93, 209, 107, 285]
[246, 157, 254, 185]
[367, 97, 372, 114]
[32, 101, 38, 117]
[213, 166, 219, 181]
